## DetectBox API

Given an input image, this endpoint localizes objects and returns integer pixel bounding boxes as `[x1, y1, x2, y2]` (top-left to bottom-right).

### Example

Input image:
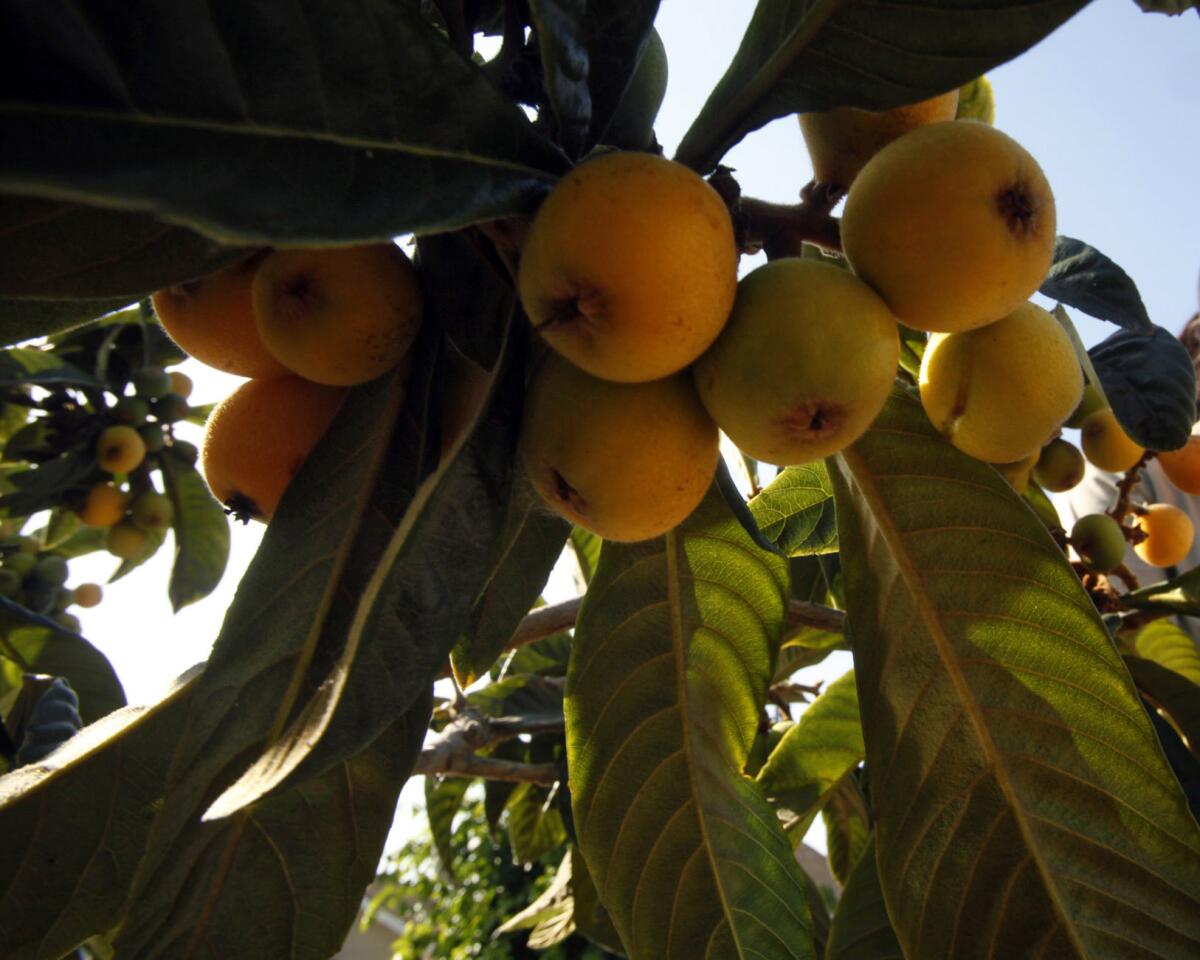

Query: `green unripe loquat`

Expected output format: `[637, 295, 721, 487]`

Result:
[1070, 513, 1126, 573]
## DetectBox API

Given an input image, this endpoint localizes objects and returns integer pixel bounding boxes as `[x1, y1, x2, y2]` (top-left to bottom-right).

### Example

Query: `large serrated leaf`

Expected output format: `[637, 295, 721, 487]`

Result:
[114, 689, 432, 959]
[160, 454, 229, 611]
[0, 2, 565, 245]
[1089, 326, 1197, 451]
[757, 669, 863, 827]
[1040, 236, 1153, 332]
[565, 487, 815, 959]
[675, 0, 1087, 173]
[749, 462, 838, 556]
[825, 837, 903, 960]
[0, 197, 251, 299]
[830, 389, 1200, 957]
[0, 667, 197, 960]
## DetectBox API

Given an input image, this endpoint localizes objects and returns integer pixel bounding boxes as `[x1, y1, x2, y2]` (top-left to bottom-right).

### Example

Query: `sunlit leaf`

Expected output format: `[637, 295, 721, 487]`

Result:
[426, 774, 472, 873]
[830, 388, 1200, 956]
[1131, 620, 1200, 684]
[750, 462, 838, 556]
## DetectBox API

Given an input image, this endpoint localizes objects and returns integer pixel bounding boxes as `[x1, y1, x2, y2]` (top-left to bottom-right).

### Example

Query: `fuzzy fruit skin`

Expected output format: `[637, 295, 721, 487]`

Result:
[1033, 438, 1086, 492]
[1157, 435, 1200, 494]
[153, 255, 289, 379]
[1071, 513, 1127, 573]
[919, 302, 1082, 463]
[993, 452, 1038, 493]
[254, 243, 423, 387]
[1080, 408, 1143, 473]
[96, 425, 147, 474]
[520, 354, 718, 542]
[167, 371, 194, 399]
[202, 376, 347, 522]
[842, 121, 1056, 333]
[799, 90, 959, 192]
[106, 521, 149, 561]
[1134, 504, 1195, 568]
[694, 259, 899, 465]
[518, 151, 737, 383]
[131, 491, 174, 532]
[79, 482, 129, 527]
[72, 583, 103, 608]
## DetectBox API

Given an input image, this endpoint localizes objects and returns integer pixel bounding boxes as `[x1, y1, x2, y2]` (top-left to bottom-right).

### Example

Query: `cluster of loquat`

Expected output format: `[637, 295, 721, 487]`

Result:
[152, 244, 424, 522]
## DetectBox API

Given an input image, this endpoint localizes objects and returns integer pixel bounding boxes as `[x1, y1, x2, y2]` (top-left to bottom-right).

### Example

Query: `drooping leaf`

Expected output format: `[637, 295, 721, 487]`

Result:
[451, 477, 570, 686]
[426, 774, 472, 873]
[115, 690, 432, 958]
[495, 850, 576, 944]
[1, 2, 565, 245]
[0, 296, 134, 348]
[0, 667, 197, 960]
[1124, 566, 1200, 617]
[1125, 655, 1200, 755]
[825, 837, 903, 960]
[1040, 236, 1153, 332]
[675, 0, 1088, 173]
[0, 347, 101, 389]
[757, 670, 864, 829]
[750, 462, 838, 556]
[830, 388, 1200, 956]
[160, 454, 229, 612]
[1089, 325, 1197, 451]
[507, 781, 568, 865]
[0, 597, 125, 724]
[566, 486, 815, 959]
[529, 0, 592, 158]
[0, 197, 251, 299]
[1130, 619, 1200, 684]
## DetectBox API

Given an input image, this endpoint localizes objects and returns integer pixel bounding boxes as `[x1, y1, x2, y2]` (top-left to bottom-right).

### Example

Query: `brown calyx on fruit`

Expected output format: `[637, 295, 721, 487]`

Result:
[779, 400, 847, 443]
[996, 180, 1043, 240]
[535, 287, 606, 334]
[550, 468, 588, 515]
[223, 492, 263, 525]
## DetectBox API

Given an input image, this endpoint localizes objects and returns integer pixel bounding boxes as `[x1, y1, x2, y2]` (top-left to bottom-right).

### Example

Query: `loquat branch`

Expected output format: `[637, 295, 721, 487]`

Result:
[738, 188, 843, 259]
[415, 708, 564, 785]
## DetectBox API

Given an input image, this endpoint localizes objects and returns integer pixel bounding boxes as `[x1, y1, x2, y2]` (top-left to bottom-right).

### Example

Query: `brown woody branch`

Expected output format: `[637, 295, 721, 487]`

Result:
[738, 187, 843, 259]
[415, 709, 565, 785]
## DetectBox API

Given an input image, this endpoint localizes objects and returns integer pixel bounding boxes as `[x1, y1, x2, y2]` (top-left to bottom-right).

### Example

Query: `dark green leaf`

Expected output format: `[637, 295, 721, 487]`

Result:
[676, 0, 1087, 172]
[566, 486, 814, 958]
[501, 630, 574, 678]
[0, 598, 125, 724]
[426, 774, 472, 873]
[830, 388, 1200, 956]
[821, 777, 871, 885]
[0, 347, 101, 388]
[750, 462, 838, 556]
[0, 296, 133, 348]
[1089, 326, 1197, 451]
[451, 478, 569, 686]
[530, 0, 592, 158]
[579, 2, 661, 149]
[570, 845, 625, 955]
[0, 197, 251, 299]
[1040, 236, 1153, 332]
[570, 527, 602, 584]
[160, 454, 230, 611]
[716, 456, 789, 557]
[1124, 566, 1200, 617]
[1125, 655, 1200, 755]
[469, 673, 564, 719]
[0, 668, 195, 960]
[601, 26, 668, 151]
[507, 781, 568, 864]
[1, 2, 565, 245]
[825, 837, 903, 960]
[117, 690, 432, 958]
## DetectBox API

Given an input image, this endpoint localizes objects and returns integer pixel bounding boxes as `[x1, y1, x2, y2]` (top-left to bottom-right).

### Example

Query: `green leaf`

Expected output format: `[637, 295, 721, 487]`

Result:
[160, 454, 230, 611]
[570, 845, 626, 954]
[1124, 566, 1200, 616]
[571, 526, 603, 584]
[529, 0, 592, 158]
[757, 670, 864, 826]
[0, 296, 134, 348]
[451, 478, 569, 686]
[750, 462, 838, 556]
[507, 781, 568, 865]
[565, 486, 815, 959]
[107, 524, 166, 584]
[1131, 620, 1200, 684]
[1089, 325, 1197, 451]
[675, 0, 1088, 173]
[1040, 236, 1153, 333]
[830, 388, 1200, 956]
[495, 850, 575, 943]
[773, 631, 843, 679]
[2, 2, 565, 245]
[116, 690, 432, 958]
[0, 598, 126, 724]
[426, 774, 472, 873]
[825, 837, 903, 960]
[0, 667, 196, 960]
[1125, 655, 1200, 754]
[0, 347, 101, 388]
[0, 197, 252, 299]
[821, 777, 871, 885]
[602, 26, 668, 151]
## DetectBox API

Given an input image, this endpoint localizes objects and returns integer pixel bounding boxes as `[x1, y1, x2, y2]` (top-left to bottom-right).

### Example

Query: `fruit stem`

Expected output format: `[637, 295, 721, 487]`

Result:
[1108, 450, 1154, 531]
[738, 194, 842, 259]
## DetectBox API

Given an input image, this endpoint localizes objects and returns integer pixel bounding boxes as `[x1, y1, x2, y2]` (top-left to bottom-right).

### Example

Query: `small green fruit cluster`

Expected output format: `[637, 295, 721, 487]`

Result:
[0, 535, 104, 631]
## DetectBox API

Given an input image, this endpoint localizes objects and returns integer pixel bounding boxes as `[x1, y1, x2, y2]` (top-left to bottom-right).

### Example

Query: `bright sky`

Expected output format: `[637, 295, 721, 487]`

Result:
[60, 0, 1199, 856]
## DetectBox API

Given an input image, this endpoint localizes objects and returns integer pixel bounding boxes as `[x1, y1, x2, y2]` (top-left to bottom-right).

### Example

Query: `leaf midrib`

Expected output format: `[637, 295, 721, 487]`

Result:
[837, 444, 1088, 959]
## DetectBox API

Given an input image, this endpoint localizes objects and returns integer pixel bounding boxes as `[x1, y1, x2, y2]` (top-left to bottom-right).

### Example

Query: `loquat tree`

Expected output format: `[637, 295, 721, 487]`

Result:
[0, 2, 1199, 959]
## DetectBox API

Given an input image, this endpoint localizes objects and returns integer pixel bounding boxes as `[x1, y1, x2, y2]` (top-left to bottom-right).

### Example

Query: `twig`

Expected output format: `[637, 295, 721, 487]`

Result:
[784, 600, 845, 636]
[415, 752, 561, 786]
[416, 709, 565, 785]
[738, 194, 843, 259]
[1108, 451, 1154, 526]
[769, 681, 824, 703]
